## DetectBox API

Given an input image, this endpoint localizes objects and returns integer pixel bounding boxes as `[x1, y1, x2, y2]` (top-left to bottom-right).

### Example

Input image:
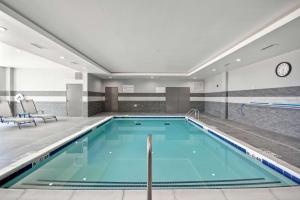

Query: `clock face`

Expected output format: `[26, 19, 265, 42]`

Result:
[275, 62, 291, 77]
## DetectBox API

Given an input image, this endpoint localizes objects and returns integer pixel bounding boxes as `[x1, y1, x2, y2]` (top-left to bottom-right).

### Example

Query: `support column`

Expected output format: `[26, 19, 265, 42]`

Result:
[6, 67, 15, 113]
[225, 71, 228, 119]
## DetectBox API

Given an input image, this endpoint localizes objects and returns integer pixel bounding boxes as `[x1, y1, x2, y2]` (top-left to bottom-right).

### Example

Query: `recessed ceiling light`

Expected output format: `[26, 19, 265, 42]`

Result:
[108, 76, 112, 79]
[193, 77, 197, 79]
[236, 58, 241, 62]
[0, 26, 7, 32]
[212, 68, 216, 72]
[59, 56, 65, 59]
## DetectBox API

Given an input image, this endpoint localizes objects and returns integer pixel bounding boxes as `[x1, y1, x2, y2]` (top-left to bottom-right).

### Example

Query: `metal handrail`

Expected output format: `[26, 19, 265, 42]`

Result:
[147, 135, 152, 200]
[186, 108, 200, 119]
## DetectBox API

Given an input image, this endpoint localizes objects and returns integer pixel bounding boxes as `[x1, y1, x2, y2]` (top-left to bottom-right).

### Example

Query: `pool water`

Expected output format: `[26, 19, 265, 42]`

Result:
[2, 117, 297, 189]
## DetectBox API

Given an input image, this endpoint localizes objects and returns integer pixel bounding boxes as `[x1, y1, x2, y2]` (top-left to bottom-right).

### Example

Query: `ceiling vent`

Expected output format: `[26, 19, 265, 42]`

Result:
[75, 72, 83, 80]
[71, 61, 79, 65]
[30, 43, 46, 49]
[261, 43, 279, 51]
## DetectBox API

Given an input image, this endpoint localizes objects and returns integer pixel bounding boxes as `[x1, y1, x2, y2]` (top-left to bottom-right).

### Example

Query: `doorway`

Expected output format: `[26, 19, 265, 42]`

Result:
[105, 87, 118, 112]
[66, 84, 83, 117]
[166, 87, 190, 113]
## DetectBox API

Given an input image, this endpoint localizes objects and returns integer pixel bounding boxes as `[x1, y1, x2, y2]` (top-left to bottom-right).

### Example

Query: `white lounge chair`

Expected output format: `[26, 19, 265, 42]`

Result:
[0, 100, 36, 129]
[20, 99, 57, 123]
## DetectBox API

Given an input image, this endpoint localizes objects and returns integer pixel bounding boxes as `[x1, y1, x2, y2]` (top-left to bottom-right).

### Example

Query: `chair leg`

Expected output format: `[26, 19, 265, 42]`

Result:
[43, 118, 46, 123]
[17, 123, 21, 129]
[55, 117, 58, 121]
[33, 120, 37, 127]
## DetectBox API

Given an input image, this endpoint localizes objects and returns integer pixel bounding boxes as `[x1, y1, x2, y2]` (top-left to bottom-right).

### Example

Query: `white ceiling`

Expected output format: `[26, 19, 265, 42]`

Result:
[0, 5, 108, 74]
[193, 16, 300, 79]
[0, 0, 300, 79]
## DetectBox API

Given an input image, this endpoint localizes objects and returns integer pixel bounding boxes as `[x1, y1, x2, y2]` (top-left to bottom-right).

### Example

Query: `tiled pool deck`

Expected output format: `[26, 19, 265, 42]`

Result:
[0, 113, 299, 199]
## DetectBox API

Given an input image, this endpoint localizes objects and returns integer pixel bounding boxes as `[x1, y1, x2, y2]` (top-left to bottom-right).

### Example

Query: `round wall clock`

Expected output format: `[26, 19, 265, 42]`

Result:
[275, 62, 292, 77]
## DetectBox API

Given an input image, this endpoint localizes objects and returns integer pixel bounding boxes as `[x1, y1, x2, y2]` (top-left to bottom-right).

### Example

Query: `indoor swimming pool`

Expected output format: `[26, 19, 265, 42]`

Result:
[0, 117, 298, 189]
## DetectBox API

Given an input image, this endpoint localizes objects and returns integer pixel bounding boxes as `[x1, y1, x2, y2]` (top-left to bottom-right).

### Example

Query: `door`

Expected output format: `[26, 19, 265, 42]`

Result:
[166, 87, 190, 113]
[66, 84, 83, 117]
[166, 87, 178, 113]
[105, 87, 118, 112]
[178, 87, 190, 113]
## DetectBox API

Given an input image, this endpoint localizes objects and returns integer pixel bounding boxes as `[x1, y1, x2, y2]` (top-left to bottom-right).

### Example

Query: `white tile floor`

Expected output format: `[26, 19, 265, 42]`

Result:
[1, 187, 300, 200]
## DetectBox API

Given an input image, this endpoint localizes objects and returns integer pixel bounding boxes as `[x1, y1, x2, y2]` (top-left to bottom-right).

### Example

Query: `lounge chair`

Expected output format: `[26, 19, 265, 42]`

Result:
[0, 100, 36, 129]
[20, 99, 57, 123]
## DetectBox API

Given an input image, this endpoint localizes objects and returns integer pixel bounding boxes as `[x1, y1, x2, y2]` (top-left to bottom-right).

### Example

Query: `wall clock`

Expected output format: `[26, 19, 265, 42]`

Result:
[275, 62, 292, 77]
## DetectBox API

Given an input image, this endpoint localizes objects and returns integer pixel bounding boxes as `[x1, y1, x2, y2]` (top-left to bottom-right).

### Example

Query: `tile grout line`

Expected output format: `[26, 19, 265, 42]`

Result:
[269, 188, 280, 200]
[173, 189, 178, 200]
[15, 189, 26, 200]
[221, 189, 230, 200]
[121, 190, 125, 200]
[67, 190, 76, 200]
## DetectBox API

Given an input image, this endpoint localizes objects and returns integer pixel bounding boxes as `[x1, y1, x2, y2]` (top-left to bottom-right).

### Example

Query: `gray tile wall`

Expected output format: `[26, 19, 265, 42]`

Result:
[204, 101, 226, 119]
[228, 86, 300, 97]
[13, 101, 67, 116]
[88, 101, 104, 116]
[228, 103, 300, 137]
[203, 86, 300, 137]
[190, 101, 205, 112]
[86, 92, 105, 116]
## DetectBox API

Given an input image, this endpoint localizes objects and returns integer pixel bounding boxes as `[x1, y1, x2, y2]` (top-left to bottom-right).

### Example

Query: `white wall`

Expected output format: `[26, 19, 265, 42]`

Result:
[204, 48, 300, 92]
[102, 79, 204, 93]
[88, 74, 103, 92]
[228, 49, 300, 91]
[0, 67, 6, 91]
[204, 72, 226, 93]
[13, 67, 78, 91]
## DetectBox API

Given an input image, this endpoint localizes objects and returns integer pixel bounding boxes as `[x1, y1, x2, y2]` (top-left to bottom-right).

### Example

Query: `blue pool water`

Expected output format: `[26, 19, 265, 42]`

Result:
[1, 117, 297, 189]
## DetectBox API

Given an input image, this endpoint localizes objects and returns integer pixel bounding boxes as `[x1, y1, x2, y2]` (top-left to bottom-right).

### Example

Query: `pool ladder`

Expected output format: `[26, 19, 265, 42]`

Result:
[185, 108, 200, 120]
[147, 135, 152, 200]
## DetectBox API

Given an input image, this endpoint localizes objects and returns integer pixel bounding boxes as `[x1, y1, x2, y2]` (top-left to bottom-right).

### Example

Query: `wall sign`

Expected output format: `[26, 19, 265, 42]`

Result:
[156, 87, 165, 93]
[122, 85, 134, 93]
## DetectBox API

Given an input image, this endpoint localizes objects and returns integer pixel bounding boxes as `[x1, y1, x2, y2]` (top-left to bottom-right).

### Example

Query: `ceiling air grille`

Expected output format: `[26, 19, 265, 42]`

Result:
[75, 72, 83, 80]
